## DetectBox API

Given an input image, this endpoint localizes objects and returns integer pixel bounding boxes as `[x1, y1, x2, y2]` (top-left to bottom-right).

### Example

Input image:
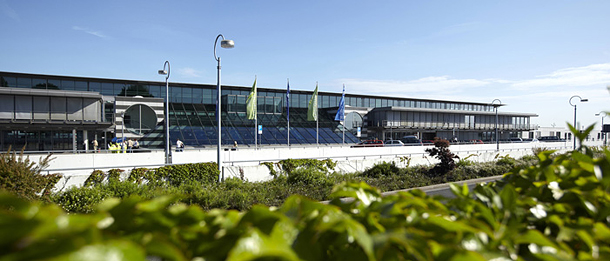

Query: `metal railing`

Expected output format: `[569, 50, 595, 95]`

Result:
[42, 144, 571, 175]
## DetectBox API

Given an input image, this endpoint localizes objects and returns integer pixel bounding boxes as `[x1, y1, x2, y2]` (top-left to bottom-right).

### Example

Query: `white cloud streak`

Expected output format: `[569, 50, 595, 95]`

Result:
[337, 63, 610, 99]
[510, 63, 610, 90]
[72, 26, 107, 38]
[0, 0, 19, 21]
[178, 67, 203, 78]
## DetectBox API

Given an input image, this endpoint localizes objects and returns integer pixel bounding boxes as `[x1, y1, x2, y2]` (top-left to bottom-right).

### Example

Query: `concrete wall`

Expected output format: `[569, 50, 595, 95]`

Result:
[38, 140, 589, 191]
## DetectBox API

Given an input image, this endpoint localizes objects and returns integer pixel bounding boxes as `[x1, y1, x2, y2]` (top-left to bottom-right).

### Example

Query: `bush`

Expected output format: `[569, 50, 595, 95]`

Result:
[153, 162, 219, 186]
[425, 138, 459, 176]
[361, 161, 400, 178]
[0, 147, 59, 201]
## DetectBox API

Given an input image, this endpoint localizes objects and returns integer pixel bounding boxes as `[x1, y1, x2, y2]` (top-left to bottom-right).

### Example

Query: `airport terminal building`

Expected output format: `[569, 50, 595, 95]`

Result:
[0, 71, 538, 151]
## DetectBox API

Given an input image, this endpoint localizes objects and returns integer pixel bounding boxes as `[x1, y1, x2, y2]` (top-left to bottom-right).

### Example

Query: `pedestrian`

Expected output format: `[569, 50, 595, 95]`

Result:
[127, 139, 134, 153]
[176, 139, 184, 152]
[233, 140, 238, 148]
[92, 139, 98, 152]
[133, 139, 139, 149]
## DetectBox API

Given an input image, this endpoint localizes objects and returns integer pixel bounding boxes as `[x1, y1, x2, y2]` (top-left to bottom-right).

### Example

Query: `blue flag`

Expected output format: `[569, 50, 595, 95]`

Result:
[286, 80, 290, 122]
[335, 84, 345, 121]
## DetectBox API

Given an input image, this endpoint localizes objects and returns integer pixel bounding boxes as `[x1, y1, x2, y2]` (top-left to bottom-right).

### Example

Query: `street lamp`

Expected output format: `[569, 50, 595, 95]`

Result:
[214, 34, 235, 182]
[569, 95, 588, 149]
[491, 99, 502, 151]
[596, 111, 607, 146]
[120, 111, 125, 151]
[158, 61, 171, 164]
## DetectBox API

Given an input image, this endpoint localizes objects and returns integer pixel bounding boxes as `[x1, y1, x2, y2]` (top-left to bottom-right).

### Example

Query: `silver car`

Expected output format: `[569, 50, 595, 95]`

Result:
[384, 140, 405, 146]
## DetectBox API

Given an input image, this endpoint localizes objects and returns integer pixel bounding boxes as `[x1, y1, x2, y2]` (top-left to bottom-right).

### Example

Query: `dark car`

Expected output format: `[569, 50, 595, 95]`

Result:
[351, 139, 384, 148]
[538, 136, 565, 142]
[401, 135, 423, 146]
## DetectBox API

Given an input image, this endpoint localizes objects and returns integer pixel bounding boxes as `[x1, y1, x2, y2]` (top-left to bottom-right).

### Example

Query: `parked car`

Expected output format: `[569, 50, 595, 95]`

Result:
[422, 140, 435, 145]
[509, 138, 523, 143]
[538, 136, 565, 142]
[384, 140, 404, 146]
[400, 135, 423, 146]
[468, 139, 484, 144]
[351, 139, 384, 148]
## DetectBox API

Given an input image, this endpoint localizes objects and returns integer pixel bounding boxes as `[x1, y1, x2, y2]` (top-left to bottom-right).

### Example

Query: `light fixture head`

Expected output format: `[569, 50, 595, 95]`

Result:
[220, 39, 234, 48]
[582, 99, 589, 102]
[158, 70, 168, 75]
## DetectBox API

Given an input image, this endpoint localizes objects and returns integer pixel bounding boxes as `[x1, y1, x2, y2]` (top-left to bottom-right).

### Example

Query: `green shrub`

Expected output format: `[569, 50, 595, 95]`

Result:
[425, 138, 459, 176]
[495, 154, 515, 166]
[84, 170, 105, 187]
[0, 147, 58, 201]
[263, 158, 336, 177]
[286, 166, 330, 186]
[361, 161, 400, 178]
[127, 168, 149, 184]
[153, 162, 219, 186]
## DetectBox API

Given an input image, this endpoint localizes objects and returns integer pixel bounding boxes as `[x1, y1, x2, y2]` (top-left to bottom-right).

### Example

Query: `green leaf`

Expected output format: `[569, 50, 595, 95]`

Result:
[49, 240, 147, 261]
[514, 230, 558, 248]
[330, 181, 381, 207]
[227, 229, 300, 261]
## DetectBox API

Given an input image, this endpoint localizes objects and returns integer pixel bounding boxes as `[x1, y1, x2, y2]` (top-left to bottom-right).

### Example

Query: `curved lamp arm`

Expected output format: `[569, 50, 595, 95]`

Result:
[569, 95, 588, 107]
[214, 34, 235, 61]
[158, 61, 170, 80]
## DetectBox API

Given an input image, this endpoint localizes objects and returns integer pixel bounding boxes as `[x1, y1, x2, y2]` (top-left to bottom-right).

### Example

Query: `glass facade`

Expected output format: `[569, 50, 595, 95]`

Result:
[0, 71, 536, 151]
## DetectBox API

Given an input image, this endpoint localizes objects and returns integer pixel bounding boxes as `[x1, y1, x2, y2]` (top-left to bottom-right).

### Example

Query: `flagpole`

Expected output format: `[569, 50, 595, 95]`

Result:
[287, 78, 290, 147]
[316, 84, 319, 147]
[255, 117, 257, 150]
[342, 84, 345, 145]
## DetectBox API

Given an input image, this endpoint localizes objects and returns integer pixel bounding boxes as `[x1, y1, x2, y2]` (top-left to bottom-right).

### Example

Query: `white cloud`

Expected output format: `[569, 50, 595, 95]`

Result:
[433, 22, 480, 37]
[178, 67, 203, 78]
[72, 26, 107, 38]
[336, 76, 490, 98]
[0, 0, 19, 21]
[510, 63, 610, 90]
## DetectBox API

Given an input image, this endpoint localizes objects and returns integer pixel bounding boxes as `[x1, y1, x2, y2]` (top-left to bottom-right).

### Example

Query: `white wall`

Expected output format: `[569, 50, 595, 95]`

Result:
[39, 140, 593, 191]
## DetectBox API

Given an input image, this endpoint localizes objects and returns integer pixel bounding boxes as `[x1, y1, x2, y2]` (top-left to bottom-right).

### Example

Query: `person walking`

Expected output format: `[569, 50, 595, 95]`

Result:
[176, 139, 184, 152]
[127, 139, 134, 153]
[92, 139, 98, 152]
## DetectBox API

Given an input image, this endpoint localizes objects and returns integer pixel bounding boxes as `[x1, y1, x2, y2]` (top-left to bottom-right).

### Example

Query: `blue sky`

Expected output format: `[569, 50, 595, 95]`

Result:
[1, 0, 609, 128]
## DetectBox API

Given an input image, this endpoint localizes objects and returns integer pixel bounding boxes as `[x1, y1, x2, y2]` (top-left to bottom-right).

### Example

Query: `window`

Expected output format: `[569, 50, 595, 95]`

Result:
[32, 78, 46, 89]
[89, 82, 101, 93]
[75, 81, 87, 91]
[16, 77, 31, 88]
[61, 80, 75, 91]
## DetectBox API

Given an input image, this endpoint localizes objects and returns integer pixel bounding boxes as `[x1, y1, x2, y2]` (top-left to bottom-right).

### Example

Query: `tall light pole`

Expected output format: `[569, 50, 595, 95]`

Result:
[491, 99, 502, 151]
[569, 95, 588, 149]
[596, 111, 606, 146]
[214, 34, 235, 182]
[158, 61, 171, 164]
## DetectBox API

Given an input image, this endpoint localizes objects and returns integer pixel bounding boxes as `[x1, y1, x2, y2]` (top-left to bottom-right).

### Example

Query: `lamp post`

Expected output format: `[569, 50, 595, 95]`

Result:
[214, 34, 235, 182]
[120, 111, 125, 150]
[491, 99, 502, 151]
[569, 95, 588, 149]
[158, 61, 171, 164]
[596, 112, 606, 146]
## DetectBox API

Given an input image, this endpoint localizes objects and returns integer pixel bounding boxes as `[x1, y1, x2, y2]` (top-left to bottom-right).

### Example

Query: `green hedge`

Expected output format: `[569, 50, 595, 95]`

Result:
[49, 154, 535, 213]
[2, 144, 609, 260]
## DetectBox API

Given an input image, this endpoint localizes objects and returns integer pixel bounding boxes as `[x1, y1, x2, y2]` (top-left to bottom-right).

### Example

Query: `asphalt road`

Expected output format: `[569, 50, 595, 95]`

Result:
[323, 175, 504, 204]
[383, 175, 504, 199]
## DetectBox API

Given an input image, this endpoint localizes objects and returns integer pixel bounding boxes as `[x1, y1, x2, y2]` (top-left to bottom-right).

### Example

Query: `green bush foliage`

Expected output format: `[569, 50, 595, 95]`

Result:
[263, 158, 336, 177]
[153, 162, 219, 186]
[361, 161, 401, 178]
[4, 136, 610, 260]
[0, 147, 59, 201]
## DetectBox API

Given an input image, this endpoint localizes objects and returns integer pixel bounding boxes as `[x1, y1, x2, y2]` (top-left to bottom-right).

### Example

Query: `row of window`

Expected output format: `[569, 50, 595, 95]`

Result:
[369, 111, 532, 130]
[2, 75, 497, 112]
